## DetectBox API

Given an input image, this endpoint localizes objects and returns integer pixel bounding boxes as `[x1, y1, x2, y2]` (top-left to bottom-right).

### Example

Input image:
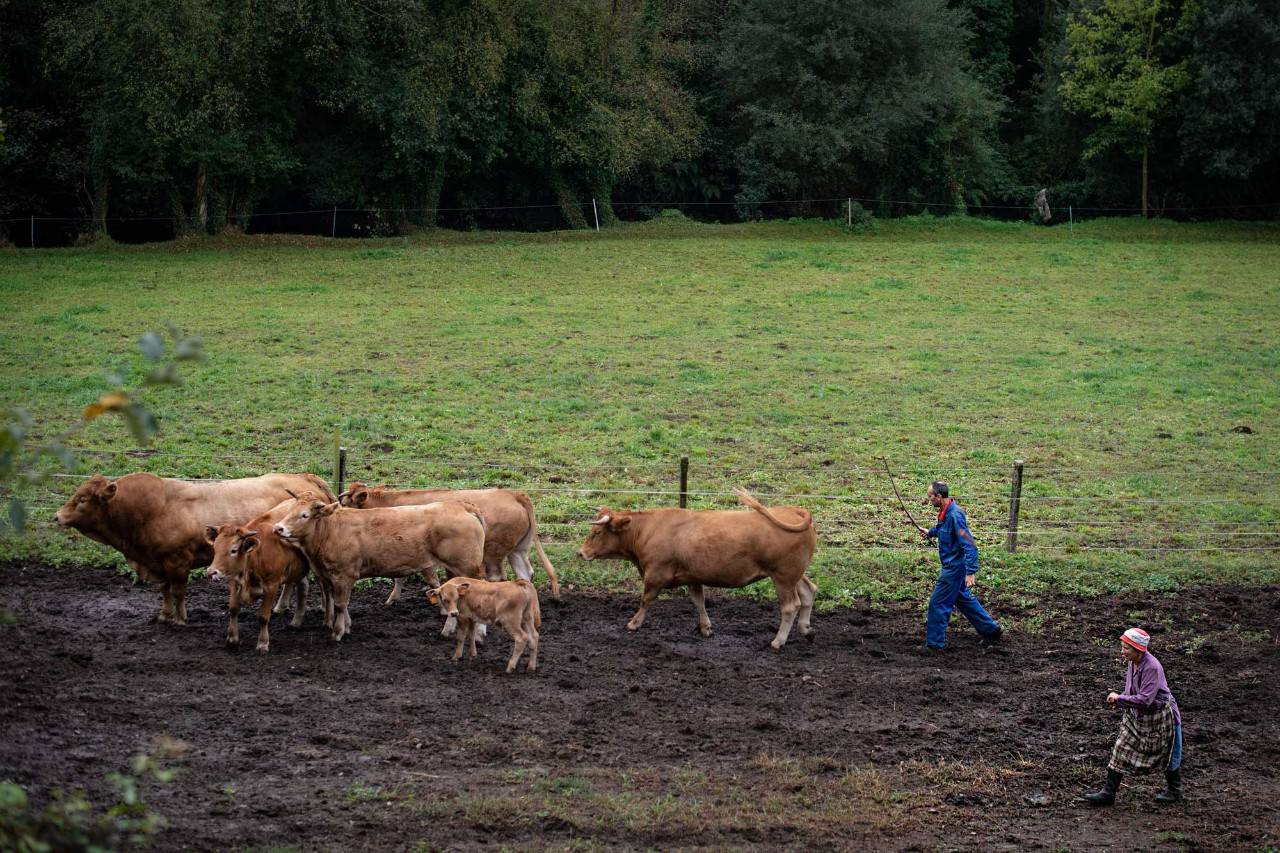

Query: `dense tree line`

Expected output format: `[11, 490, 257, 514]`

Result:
[1, 0, 1277, 242]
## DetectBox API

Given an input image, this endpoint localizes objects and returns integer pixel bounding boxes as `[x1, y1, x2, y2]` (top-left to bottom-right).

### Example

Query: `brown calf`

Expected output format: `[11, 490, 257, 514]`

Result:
[578, 488, 818, 649]
[206, 499, 315, 653]
[427, 577, 541, 673]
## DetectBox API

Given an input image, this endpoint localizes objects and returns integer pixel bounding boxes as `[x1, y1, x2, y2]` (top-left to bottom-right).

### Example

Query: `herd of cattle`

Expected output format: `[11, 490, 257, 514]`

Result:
[52, 472, 819, 671]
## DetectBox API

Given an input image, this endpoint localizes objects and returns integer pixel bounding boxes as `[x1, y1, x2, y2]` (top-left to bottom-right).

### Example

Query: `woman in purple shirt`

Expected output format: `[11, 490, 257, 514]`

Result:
[1083, 627, 1184, 806]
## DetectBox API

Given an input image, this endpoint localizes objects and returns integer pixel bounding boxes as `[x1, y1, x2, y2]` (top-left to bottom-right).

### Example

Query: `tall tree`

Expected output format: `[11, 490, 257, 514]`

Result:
[1059, 0, 1198, 216]
[1180, 0, 1280, 195]
[297, 0, 514, 231]
[507, 0, 701, 227]
[716, 0, 1005, 213]
[50, 0, 301, 235]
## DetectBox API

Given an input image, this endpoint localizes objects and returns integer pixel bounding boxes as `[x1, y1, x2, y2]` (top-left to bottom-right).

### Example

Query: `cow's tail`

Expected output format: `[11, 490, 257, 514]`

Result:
[735, 487, 812, 533]
[513, 492, 561, 599]
[516, 578, 542, 629]
[301, 472, 338, 503]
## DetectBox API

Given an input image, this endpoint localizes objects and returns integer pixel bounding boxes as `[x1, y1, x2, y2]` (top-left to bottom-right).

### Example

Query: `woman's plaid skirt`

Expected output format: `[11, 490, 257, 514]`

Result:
[1108, 704, 1177, 773]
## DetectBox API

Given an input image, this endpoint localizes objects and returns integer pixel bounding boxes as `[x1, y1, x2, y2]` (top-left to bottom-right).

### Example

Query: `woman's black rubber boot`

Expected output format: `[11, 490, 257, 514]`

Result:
[1083, 769, 1122, 806]
[1154, 768, 1182, 803]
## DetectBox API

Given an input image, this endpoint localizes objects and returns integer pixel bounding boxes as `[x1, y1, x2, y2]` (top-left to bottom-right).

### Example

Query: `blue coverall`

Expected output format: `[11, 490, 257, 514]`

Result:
[925, 500, 1000, 649]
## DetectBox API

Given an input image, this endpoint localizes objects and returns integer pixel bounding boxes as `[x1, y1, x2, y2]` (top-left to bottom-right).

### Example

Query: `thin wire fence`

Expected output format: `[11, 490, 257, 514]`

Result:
[8, 192, 1278, 248]
[13, 445, 1280, 555]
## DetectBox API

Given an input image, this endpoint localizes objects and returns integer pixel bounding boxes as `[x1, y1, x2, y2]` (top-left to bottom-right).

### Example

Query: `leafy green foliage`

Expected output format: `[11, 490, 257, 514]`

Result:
[0, 745, 179, 851]
[0, 326, 203, 533]
[1180, 0, 1280, 181]
[1060, 0, 1198, 158]
[714, 0, 1005, 211]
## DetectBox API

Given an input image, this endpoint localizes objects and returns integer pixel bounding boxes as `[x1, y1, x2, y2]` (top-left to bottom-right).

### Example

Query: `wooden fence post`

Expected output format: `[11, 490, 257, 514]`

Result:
[332, 205, 337, 239]
[335, 446, 347, 496]
[1006, 459, 1024, 552]
[679, 456, 689, 508]
[592, 198, 601, 232]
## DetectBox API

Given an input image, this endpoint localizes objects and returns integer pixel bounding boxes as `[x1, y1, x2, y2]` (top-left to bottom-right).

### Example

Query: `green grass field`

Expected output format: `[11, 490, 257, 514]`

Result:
[3, 215, 1278, 602]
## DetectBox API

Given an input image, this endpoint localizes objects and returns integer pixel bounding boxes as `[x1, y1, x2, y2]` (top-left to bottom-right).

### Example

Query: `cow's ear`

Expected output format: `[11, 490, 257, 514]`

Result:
[458, 582, 471, 597]
[204, 525, 219, 544]
[240, 536, 259, 555]
[611, 515, 631, 530]
[102, 481, 118, 501]
[426, 590, 440, 605]
[318, 501, 340, 517]
[351, 489, 368, 506]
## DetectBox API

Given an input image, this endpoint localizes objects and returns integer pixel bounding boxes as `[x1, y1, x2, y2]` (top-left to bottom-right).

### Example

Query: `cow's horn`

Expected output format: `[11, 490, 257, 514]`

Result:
[590, 514, 611, 526]
[241, 529, 260, 538]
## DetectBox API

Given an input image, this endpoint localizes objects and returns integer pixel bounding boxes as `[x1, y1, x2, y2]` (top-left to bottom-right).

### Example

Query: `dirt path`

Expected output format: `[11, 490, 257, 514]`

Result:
[1, 563, 1278, 851]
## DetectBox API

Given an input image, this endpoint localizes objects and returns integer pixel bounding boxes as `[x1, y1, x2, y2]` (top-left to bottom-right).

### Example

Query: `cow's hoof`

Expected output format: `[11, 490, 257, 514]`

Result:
[698, 626, 713, 638]
[768, 640, 784, 651]
[256, 643, 269, 654]
[225, 639, 239, 650]
[803, 630, 815, 643]
[626, 621, 641, 632]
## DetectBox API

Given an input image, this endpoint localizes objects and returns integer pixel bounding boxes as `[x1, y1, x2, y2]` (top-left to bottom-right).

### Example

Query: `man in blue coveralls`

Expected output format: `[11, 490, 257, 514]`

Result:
[920, 481, 1002, 650]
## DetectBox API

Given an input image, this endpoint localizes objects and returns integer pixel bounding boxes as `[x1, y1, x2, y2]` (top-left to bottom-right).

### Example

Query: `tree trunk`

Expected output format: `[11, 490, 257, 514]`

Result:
[194, 163, 208, 232]
[420, 162, 445, 228]
[169, 184, 190, 237]
[591, 182, 619, 227]
[1141, 145, 1149, 218]
[91, 164, 109, 234]
[551, 173, 588, 229]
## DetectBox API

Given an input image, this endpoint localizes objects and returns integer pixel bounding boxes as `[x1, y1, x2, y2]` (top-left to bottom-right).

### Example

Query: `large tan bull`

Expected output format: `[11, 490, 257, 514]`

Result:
[54, 472, 334, 625]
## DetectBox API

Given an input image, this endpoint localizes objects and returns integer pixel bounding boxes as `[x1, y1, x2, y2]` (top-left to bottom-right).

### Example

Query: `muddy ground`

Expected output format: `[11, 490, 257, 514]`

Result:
[1, 563, 1278, 851]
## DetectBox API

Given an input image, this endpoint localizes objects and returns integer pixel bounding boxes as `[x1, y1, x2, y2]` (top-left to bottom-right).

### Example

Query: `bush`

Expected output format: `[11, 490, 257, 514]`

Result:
[0, 746, 180, 851]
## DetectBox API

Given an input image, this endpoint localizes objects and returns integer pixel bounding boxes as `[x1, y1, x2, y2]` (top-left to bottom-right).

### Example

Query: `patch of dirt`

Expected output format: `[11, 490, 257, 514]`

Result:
[1, 564, 1278, 851]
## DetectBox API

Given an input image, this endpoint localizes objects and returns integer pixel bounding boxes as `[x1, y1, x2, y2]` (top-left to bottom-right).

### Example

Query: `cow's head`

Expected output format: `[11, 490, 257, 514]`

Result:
[578, 508, 631, 560]
[53, 473, 117, 531]
[273, 491, 338, 542]
[338, 482, 373, 507]
[426, 579, 471, 621]
[205, 524, 261, 582]
[335, 479, 384, 504]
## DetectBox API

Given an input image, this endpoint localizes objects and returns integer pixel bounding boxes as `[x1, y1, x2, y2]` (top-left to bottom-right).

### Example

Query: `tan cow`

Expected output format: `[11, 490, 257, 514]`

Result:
[273, 492, 486, 641]
[206, 499, 317, 653]
[339, 483, 559, 602]
[577, 488, 818, 649]
[427, 577, 541, 673]
[54, 472, 334, 625]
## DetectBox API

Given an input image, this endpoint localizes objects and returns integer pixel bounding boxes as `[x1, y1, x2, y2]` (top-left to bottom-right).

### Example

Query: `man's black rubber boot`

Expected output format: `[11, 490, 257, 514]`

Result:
[1083, 769, 1122, 806]
[978, 627, 1003, 647]
[1154, 768, 1182, 803]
